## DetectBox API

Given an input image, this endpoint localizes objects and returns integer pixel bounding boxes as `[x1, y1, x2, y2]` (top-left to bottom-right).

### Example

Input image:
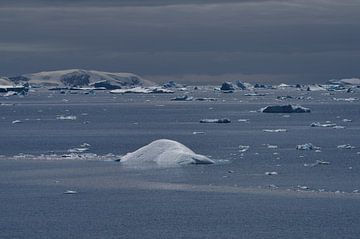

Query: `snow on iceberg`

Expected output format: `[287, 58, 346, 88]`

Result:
[120, 139, 214, 167]
[261, 105, 310, 113]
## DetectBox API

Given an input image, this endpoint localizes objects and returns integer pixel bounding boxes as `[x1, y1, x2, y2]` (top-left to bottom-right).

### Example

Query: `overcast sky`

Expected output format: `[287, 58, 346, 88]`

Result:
[0, 0, 359, 84]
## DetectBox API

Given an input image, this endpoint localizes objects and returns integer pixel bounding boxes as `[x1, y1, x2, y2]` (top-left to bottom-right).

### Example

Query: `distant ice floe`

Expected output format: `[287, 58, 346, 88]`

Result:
[337, 144, 356, 149]
[171, 95, 193, 101]
[56, 115, 77, 120]
[7, 153, 120, 161]
[296, 143, 320, 150]
[238, 145, 250, 153]
[265, 171, 278, 176]
[304, 160, 330, 167]
[330, 78, 360, 86]
[110, 87, 174, 94]
[310, 121, 345, 129]
[11, 120, 22, 124]
[333, 97, 358, 102]
[310, 121, 336, 128]
[261, 105, 310, 113]
[263, 129, 287, 133]
[200, 118, 231, 123]
[120, 139, 214, 167]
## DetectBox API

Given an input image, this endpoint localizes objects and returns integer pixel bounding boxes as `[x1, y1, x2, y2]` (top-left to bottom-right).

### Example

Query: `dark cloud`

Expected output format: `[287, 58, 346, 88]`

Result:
[0, 0, 359, 84]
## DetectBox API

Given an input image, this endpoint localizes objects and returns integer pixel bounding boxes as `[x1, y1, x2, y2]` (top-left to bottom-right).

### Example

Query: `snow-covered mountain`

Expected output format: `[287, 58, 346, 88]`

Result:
[10, 69, 156, 88]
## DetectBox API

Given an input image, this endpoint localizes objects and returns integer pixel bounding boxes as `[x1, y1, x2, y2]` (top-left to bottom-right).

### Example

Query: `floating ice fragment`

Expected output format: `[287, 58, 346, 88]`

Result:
[310, 122, 336, 127]
[120, 139, 214, 167]
[261, 105, 310, 113]
[68, 147, 89, 153]
[304, 160, 330, 167]
[12, 120, 22, 124]
[333, 97, 358, 102]
[192, 131, 205, 135]
[267, 145, 278, 149]
[56, 115, 77, 120]
[265, 171, 278, 176]
[238, 145, 250, 153]
[263, 129, 287, 133]
[297, 185, 309, 190]
[64, 190, 77, 194]
[342, 119, 352, 122]
[238, 119, 249, 122]
[171, 95, 193, 101]
[195, 97, 217, 101]
[200, 118, 231, 123]
[244, 92, 266, 96]
[296, 143, 320, 150]
[337, 144, 356, 149]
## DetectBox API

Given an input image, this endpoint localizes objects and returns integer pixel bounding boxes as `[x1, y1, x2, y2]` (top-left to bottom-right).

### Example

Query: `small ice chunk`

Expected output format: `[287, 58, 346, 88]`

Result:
[261, 105, 310, 113]
[64, 190, 77, 194]
[298, 185, 309, 190]
[342, 119, 352, 122]
[192, 131, 205, 135]
[195, 97, 217, 101]
[263, 129, 287, 133]
[310, 122, 336, 127]
[171, 95, 193, 101]
[265, 171, 278, 176]
[68, 147, 89, 153]
[56, 115, 77, 120]
[200, 118, 231, 123]
[238, 119, 249, 122]
[337, 144, 356, 149]
[333, 97, 358, 102]
[12, 120, 22, 124]
[304, 160, 330, 167]
[80, 143, 91, 147]
[267, 144, 278, 149]
[296, 143, 320, 150]
[238, 145, 250, 152]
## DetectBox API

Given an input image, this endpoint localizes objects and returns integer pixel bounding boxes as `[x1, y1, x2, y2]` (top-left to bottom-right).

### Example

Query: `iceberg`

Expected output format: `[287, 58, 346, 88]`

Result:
[220, 82, 235, 92]
[120, 139, 214, 167]
[19, 69, 155, 88]
[261, 105, 310, 113]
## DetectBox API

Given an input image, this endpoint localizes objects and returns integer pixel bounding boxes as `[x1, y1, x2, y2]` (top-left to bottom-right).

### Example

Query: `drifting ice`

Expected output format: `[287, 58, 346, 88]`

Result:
[120, 139, 214, 167]
[261, 105, 310, 113]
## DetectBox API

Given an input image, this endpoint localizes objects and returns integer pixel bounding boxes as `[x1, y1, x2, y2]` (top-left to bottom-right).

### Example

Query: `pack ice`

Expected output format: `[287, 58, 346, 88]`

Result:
[120, 139, 214, 167]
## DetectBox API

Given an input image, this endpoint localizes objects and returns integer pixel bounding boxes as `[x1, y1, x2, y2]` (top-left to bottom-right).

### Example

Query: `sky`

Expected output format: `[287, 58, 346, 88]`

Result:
[0, 0, 359, 84]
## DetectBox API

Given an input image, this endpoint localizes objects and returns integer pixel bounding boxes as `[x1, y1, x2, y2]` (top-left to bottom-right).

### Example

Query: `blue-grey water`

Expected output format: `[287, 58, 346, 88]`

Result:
[1, 88, 360, 238]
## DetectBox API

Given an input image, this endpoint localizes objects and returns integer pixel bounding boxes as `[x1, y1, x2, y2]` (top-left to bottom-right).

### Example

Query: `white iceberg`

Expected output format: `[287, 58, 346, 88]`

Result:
[120, 139, 214, 167]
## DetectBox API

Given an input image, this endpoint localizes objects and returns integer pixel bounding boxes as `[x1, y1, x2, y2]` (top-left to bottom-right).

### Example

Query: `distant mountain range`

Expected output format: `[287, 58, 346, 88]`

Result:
[7, 69, 156, 89]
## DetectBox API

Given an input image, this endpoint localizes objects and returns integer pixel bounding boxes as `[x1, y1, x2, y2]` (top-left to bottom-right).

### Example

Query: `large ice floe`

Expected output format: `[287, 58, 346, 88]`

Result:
[261, 104, 310, 113]
[120, 139, 214, 167]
